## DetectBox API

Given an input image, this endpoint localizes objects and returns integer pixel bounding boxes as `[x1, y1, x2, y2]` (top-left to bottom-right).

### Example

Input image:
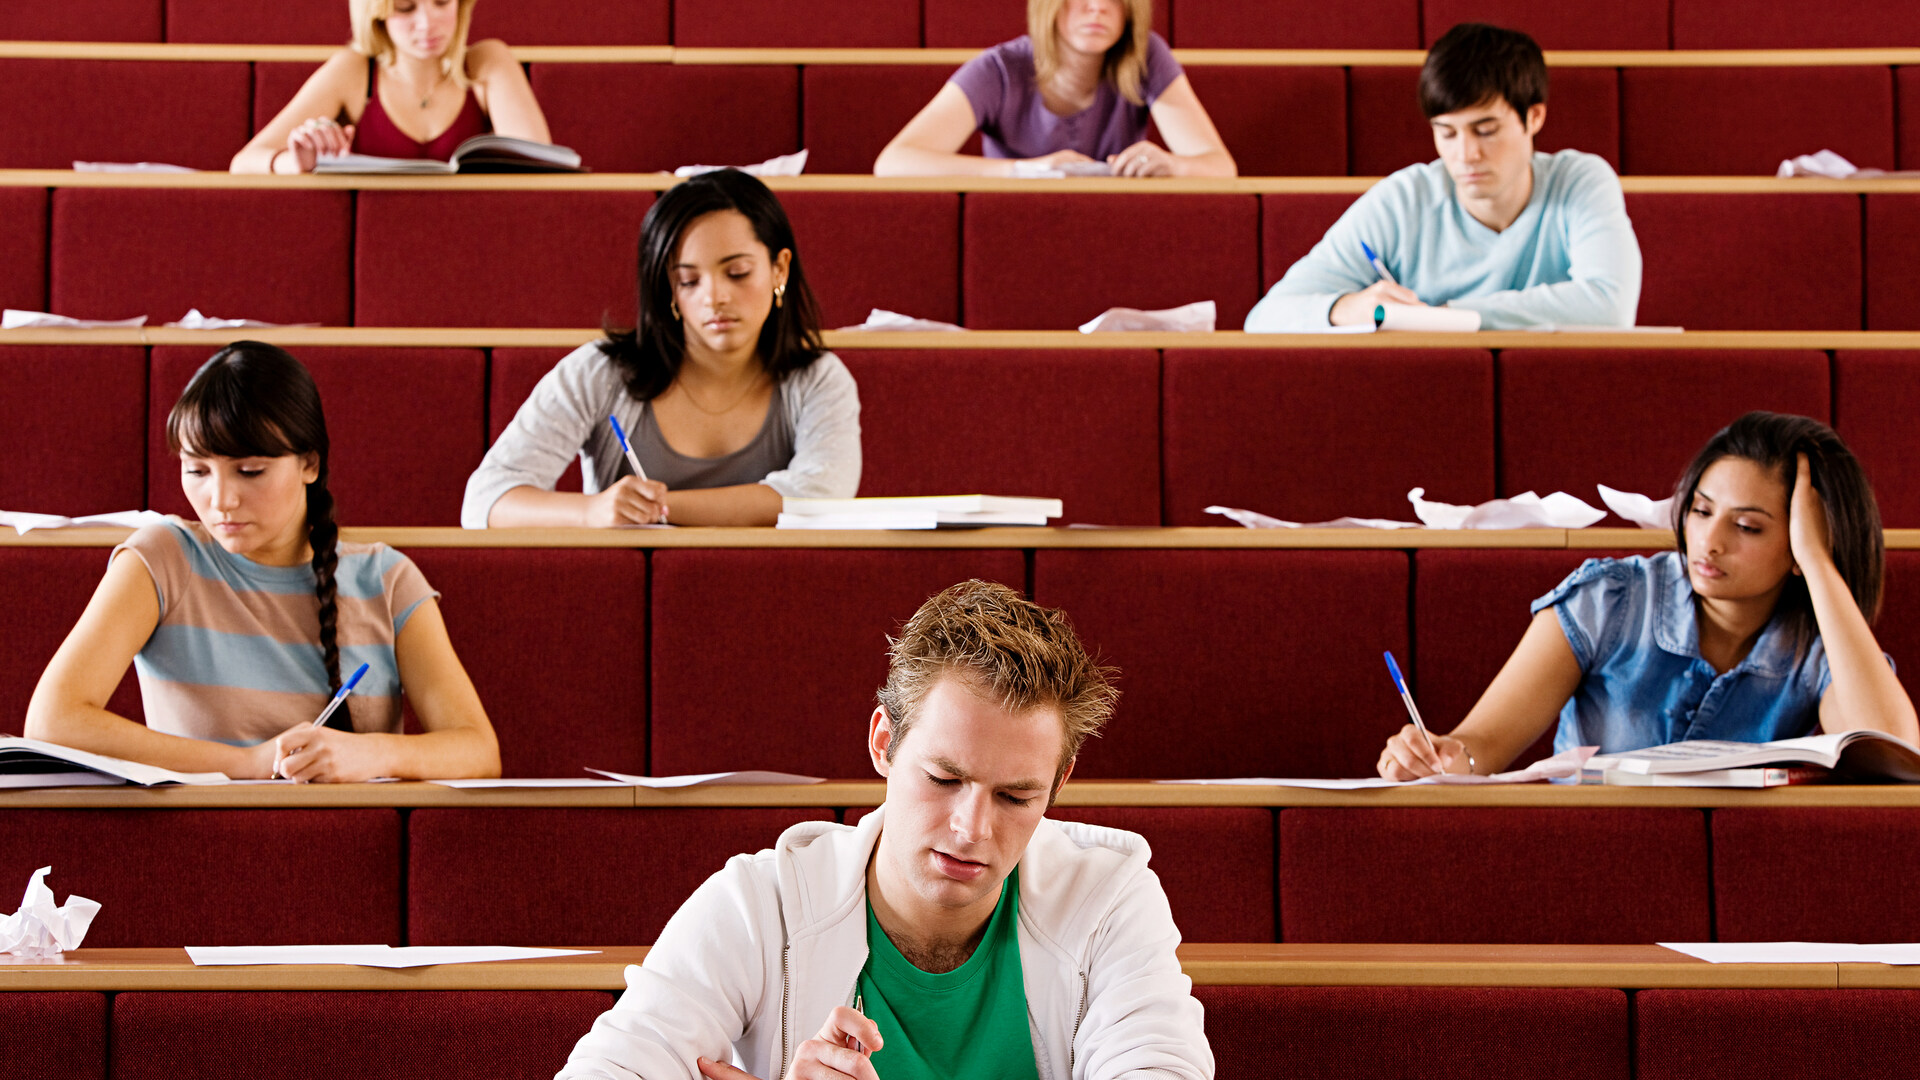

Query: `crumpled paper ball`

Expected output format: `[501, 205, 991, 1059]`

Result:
[0, 866, 100, 958]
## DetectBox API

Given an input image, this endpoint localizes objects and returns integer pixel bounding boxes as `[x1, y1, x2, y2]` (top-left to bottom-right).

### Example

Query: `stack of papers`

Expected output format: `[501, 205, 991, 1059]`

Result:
[0, 737, 229, 789]
[778, 495, 1063, 530]
[186, 945, 597, 967]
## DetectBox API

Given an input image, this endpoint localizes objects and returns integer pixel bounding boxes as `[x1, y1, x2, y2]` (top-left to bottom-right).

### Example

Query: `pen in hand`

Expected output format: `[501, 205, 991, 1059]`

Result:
[851, 993, 870, 1055]
[607, 414, 649, 483]
[276, 662, 369, 779]
[1360, 241, 1398, 285]
[1382, 651, 1443, 769]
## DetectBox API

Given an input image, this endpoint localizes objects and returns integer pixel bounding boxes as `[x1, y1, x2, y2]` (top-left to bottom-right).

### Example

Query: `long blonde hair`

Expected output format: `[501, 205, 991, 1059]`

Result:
[349, 0, 479, 88]
[1028, 0, 1155, 106]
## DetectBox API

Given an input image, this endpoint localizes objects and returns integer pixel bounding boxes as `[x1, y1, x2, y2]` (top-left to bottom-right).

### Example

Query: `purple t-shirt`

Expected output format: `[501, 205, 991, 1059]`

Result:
[948, 33, 1183, 161]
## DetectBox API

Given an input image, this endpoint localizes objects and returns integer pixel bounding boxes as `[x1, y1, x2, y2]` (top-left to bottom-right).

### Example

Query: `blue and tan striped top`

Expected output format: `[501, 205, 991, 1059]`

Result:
[113, 518, 438, 746]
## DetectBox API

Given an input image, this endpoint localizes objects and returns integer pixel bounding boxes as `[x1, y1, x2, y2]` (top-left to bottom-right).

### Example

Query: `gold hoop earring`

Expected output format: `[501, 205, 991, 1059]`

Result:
[670, 301, 681, 321]
[774, 282, 786, 309]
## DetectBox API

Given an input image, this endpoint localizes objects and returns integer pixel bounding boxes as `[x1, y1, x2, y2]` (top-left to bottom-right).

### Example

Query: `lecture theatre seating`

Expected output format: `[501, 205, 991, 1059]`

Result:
[0, 992, 103, 1080]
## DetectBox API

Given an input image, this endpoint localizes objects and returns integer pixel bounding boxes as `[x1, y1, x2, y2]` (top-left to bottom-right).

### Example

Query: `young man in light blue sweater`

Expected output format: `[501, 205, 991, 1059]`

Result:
[1245, 23, 1642, 332]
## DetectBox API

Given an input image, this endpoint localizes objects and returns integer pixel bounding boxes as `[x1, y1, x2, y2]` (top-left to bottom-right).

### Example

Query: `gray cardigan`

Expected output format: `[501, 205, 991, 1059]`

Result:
[461, 342, 862, 528]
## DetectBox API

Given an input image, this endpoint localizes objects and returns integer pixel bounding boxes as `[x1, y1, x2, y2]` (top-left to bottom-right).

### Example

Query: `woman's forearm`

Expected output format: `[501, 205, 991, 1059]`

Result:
[357, 727, 501, 780]
[485, 485, 591, 528]
[24, 700, 263, 777]
[662, 483, 783, 526]
[1170, 148, 1237, 178]
[1808, 559, 1920, 739]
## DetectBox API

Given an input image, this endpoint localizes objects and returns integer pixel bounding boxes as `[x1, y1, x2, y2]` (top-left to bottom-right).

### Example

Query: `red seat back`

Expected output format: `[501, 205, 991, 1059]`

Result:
[1260, 192, 1362, 290]
[1673, 0, 1920, 47]
[165, 0, 344, 42]
[1835, 351, 1920, 526]
[1866, 196, 1920, 331]
[1032, 550, 1409, 778]
[0, 0, 159, 40]
[1714, 809, 1920, 942]
[1183, 67, 1347, 177]
[1422, 0, 1668, 48]
[781, 192, 962, 329]
[470, 1, 669, 44]
[673, 0, 917, 46]
[0, 346, 146, 518]
[0, 993, 105, 1080]
[1281, 807, 1711, 942]
[1904, 70, 1920, 170]
[1, 59, 249, 170]
[845, 348, 1162, 525]
[802, 66, 981, 176]
[1622, 67, 1895, 175]
[0, 188, 48, 313]
[1174, 0, 1420, 47]
[1047, 807, 1276, 941]
[530, 64, 799, 175]
[0, 549, 144, 733]
[1637, 989, 1920, 1079]
[1629, 194, 1862, 330]
[148, 346, 487, 527]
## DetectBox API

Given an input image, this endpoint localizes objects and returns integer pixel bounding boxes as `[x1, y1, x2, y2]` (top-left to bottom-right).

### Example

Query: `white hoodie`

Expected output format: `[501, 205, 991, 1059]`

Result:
[557, 805, 1213, 1080]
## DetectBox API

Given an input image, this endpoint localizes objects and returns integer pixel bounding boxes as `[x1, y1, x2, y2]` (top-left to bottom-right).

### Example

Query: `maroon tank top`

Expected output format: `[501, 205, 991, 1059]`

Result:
[350, 57, 491, 160]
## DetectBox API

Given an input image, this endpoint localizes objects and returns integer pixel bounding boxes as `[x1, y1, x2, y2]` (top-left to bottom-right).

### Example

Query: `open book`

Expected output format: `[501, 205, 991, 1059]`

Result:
[0, 737, 229, 788]
[1587, 730, 1920, 782]
[314, 135, 583, 175]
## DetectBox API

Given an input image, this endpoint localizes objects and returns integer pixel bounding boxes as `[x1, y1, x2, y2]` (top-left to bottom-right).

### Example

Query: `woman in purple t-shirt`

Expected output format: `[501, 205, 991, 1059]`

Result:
[875, 0, 1235, 178]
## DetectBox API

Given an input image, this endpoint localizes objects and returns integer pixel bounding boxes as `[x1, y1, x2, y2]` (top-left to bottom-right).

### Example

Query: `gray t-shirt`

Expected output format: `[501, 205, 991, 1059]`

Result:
[461, 342, 862, 528]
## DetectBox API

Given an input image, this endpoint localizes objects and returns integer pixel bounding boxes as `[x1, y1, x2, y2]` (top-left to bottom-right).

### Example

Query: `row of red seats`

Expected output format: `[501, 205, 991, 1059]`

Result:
[3, 188, 1916, 329]
[3, 804, 1917, 945]
[9, 547, 1920, 780]
[11, 0, 1916, 49]
[12, 58, 1920, 176]
[16, 986, 1912, 1080]
[8, 345, 1920, 530]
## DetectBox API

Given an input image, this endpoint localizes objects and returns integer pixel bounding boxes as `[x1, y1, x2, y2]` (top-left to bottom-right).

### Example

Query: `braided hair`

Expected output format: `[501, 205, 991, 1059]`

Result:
[165, 342, 349, 727]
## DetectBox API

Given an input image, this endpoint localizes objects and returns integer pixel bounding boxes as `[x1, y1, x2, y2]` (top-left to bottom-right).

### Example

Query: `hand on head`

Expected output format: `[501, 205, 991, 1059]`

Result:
[1787, 451, 1833, 575]
[696, 1006, 882, 1080]
[1377, 723, 1472, 780]
[285, 117, 356, 172]
[585, 476, 670, 527]
[1106, 140, 1174, 177]
[1331, 281, 1426, 326]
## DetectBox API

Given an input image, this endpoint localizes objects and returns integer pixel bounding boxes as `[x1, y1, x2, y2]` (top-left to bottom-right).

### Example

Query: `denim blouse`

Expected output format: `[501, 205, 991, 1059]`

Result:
[1533, 551, 1830, 756]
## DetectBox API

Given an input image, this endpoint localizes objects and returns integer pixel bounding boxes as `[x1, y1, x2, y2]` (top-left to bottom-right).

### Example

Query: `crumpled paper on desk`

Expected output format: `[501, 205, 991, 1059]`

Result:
[164, 309, 316, 330]
[1, 509, 168, 535]
[1, 867, 100, 958]
[1409, 487, 1606, 529]
[1079, 300, 1215, 333]
[837, 308, 967, 332]
[1776, 149, 1920, 179]
[1206, 505, 1421, 530]
[3, 309, 146, 329]
[675, 149, 808, 178]
[1596, 484, 1673, 530]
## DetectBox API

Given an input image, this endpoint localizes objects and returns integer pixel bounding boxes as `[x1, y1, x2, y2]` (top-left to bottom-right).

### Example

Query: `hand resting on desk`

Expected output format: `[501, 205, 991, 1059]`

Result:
[1378, 724, 1474, 780]
[697, 1007, 882, 1080]
[1331, 281, 1427, 326]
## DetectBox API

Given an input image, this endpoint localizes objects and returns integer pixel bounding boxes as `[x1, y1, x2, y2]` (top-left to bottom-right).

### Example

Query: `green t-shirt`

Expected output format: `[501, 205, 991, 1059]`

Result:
[855, 868, 1039, 1080]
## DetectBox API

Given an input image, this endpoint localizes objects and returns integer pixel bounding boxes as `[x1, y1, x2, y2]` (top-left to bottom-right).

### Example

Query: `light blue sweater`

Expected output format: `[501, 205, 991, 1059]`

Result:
[1244, 150, 1642, 332]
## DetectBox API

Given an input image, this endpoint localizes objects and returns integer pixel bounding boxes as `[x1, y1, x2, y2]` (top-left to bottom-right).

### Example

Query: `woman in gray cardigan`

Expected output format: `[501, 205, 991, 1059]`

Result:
[463, 170, 861, 528]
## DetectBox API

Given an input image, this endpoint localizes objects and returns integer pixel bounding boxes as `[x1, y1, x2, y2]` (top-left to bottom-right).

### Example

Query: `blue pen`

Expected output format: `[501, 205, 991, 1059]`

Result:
[1382, 651, 1440, 761]
[311, 662, 370, 729]
[607, 414, 650, 483]
[1359, 241, 1399, 286]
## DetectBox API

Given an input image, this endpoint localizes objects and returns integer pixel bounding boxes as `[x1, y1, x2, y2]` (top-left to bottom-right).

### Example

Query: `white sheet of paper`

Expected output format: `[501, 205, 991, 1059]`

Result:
[1157, 748, 1593, 789]
[164, 309, 317, 330]
[186, 945, 597, 967]
[0, 510, 168, 535]
[1596, 484, 1673, 530]
[585, 769, 825, 788]
[72, 161, 195, 173]
[1205, 505, 1422, 530]
[1660, 942, 1920, 965]
[2, 310, 147, 330]
[837, 309, 967, 333]
[1409, 487, 1606, 530]
[1078, 300, 1215, 334]
[675, 149, 808, 178]
[1010, 160, 1111, 178]
[428, 778, 634, 789]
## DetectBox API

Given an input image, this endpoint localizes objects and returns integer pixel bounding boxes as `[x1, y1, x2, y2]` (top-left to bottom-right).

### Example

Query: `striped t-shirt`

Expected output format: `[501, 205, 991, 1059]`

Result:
[113, 518, 438, 746]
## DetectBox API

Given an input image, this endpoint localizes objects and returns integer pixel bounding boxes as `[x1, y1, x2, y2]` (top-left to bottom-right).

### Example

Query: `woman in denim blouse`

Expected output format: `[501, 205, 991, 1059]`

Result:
[1379, 411, 1919, 778]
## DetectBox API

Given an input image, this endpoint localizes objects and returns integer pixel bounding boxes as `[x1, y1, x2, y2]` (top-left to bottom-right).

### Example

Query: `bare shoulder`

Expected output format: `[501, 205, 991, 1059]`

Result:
[464, 39, 519, 78]
[311, 46, 371, 86]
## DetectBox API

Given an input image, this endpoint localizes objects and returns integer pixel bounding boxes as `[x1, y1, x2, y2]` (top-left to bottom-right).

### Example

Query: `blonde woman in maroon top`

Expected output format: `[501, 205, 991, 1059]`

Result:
[232, 0, 550, 173]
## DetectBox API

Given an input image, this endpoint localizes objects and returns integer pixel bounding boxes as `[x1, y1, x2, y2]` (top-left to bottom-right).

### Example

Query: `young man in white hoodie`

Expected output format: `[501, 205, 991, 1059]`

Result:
[557, 579, 1213, 1080]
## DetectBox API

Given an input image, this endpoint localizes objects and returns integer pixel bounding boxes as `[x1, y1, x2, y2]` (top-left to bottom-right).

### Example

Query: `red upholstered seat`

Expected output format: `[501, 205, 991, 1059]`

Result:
[1672, 0, 1920, 47]
[0, 549, 144, 731]
[1411, 550, 1637, 763]
[649, 549, 1024, 777]
[0, 0, 160, 40]
[3, 59, 249, 171]
[401, 549, 647, 777]
[1161, 348, 1494, 526]
[1260, 192, 1361, 289]
[923, 0, 1168, 46]
[844, 348, 1161, 525]
[1174, 0, 1419, 47]
[1714, 809, 1920, 942]
[1622, 68, 1896, 175]
[1498, 349, 1831, 513]
[1198, 986, 1628, 1079]
[408, 808, 829, 944]
[165, 0, 344, 42]
[673, 0, 917, 47]
[1280, 808, 1711, 942]
[0, 993, 106, 1080]
[1421, 0, 1668, 48]
[110, 991, 612, 1080]
[0, 810, 399, 946]
[1046, 807, 1276, 942]
[1835, 352, 1920, 527]
[1877, 552, 1920, 703]
[1637, 989, 1920, 1079]
[779, 192, 962, 329]
[1031, 550, 1409, 779]
[801, 67, 982, 176]
[0, 346, 146, 518]
[468, 1, 669, 44]
[147, 346, 487, 526]
[1627, 194, 1862, 329]
[51, 189, 350, 324]
[355, 191, 651, 327]
[962, 193, 1260, 329]
[251, 61, 319, 134]
[1903, 69, 1920, 171]
[0, 188, 47, 314]
[1865, 196, 1920, 331]
[1347, 66, 1621, 176]
[489, 347, 583, 492]
[530, 65, 799, 175]
[1181, 67, 1347, 177]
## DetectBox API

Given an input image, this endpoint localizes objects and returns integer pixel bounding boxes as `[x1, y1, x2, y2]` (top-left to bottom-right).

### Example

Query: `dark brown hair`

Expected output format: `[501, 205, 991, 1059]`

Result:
[1670, 411, 1884, 641]
[599, 169, 825, 401]
[165, 342, 349, 725]
[1419, 23, 1548, 121]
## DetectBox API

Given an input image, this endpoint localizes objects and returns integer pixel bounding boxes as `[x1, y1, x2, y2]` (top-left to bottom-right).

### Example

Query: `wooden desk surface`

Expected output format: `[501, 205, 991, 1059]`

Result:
[6, 780, 1920, 810]
[0, 944, 1840, 991]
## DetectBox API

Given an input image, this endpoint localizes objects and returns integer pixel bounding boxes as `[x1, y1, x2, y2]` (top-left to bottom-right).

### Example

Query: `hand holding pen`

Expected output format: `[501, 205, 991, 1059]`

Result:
[695, 1001, 881, 1080]
[1328, 241, 1426, 326]
[1376, 651, 1472, 780]
[272, 663, 372, 782]
[589, 415, 670, 527]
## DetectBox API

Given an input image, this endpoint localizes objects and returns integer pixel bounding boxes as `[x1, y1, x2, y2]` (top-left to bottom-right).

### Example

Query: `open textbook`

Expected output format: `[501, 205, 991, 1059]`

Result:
[1587, 730, 1920, 782]
[314, 135, 582, 175]
[0, 737, 229, 788]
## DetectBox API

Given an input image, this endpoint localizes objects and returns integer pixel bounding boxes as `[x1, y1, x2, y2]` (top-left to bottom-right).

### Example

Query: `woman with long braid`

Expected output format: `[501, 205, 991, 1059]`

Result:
[27, 342, 499, 782]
